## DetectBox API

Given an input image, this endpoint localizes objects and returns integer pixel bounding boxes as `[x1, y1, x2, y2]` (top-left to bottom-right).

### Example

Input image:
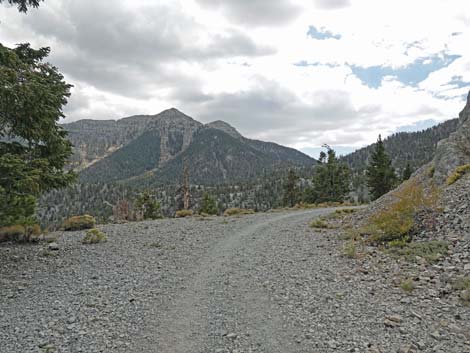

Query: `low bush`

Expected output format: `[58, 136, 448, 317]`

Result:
[223, 208, 255, 216]
[0, 224, 25, 242]
[175, 209, 194, 218]
[0, 223, 43, 242]
[63, 215, 96, 231]
[447, 164, 470, 185]
[82, 228, 107, 244]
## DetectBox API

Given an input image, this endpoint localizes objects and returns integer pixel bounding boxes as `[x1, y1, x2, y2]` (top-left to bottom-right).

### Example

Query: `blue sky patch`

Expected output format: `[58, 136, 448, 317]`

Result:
[395, 119, 439, 133]
[307, 26, 341, 40]
[448, 75, 470, 89]
[350, 53, 461, 89]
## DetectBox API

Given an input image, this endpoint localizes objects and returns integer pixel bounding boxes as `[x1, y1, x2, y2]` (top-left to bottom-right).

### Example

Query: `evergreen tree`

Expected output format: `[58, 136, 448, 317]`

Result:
[0, 43, 75, 227]
[199, 192, 218, 215]
[282, 169, 300, 207]
[0, 0, 42, 12]
[305, 145, 350, 203]
[402, 162, 413, 181]
[366, 135, 397, 200]
[135, 191, 162, 220]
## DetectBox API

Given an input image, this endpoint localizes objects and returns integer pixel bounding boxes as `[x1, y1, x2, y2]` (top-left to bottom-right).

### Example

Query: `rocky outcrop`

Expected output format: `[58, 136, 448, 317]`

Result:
[63, 109, 202, 171]
[433, 91, 470, 184]
[205, 120, 243, 140]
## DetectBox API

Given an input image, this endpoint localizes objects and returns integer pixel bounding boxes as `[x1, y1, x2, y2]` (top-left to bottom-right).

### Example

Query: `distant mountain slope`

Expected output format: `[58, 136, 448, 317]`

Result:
[64, 109, 316, 185]
[342, 119, 459, 173]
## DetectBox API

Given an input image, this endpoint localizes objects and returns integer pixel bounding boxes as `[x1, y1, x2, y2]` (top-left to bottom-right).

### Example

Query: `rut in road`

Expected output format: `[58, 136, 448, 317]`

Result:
[143, 209, 331, 353]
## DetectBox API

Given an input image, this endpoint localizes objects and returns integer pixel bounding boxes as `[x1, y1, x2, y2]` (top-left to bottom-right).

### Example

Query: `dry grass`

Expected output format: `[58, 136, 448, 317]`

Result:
[175, 210, 194, 218]
[309, 218, 330, 229]
[447, 164, 470, 185]
[62, 215, 96, 231]
[362, 179, 439, 243]
[0, 225, 25, 242]
[223, 208, 255, 216]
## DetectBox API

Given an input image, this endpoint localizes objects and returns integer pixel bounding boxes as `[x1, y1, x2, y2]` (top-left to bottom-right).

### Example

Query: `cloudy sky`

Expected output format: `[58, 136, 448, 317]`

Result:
[1, 0, 469, 156]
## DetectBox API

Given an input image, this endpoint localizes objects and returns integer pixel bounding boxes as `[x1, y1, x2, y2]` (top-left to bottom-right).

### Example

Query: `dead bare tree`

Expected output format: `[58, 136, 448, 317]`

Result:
[183, 159, 191, 210]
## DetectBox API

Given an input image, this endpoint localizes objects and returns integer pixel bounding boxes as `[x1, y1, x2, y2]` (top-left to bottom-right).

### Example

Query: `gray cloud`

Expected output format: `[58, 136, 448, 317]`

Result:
[173, 80, 381, 146]
[14, 0, 274, 97]
[313, 0, 351, 10]
[196, 0, 302, 26]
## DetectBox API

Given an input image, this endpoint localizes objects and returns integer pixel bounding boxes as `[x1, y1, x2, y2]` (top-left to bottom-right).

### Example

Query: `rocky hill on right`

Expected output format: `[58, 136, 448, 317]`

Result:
[347, 91, 470, 310]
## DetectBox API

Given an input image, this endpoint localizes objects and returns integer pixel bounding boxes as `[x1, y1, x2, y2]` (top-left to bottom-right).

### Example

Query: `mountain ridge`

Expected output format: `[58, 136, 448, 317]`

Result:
[63, 108, 316, 185]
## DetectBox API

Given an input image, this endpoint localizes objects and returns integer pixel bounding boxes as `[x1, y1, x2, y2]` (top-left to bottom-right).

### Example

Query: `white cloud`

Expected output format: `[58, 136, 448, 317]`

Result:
[0, 0, 468, 153]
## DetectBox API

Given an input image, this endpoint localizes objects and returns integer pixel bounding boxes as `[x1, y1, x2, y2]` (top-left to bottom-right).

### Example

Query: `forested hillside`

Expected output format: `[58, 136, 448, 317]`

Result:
[342, 119, 459, 174]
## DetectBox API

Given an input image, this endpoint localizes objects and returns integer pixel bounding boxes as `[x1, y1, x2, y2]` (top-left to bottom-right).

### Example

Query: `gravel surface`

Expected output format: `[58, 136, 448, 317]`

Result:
[1, 208, 469, 353]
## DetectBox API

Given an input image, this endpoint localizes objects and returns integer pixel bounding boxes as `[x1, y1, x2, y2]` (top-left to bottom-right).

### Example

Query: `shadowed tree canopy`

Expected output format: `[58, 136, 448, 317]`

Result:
[0, 0, 42, 12]
[0, 43, 75, 226]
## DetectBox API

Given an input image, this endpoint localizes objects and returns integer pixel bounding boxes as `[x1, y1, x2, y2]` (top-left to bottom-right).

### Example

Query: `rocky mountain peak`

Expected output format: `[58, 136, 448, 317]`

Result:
[205, 120, 243, 140]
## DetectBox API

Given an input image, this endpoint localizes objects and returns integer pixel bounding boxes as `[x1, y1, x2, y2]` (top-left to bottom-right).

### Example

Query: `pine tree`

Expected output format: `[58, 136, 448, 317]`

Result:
[200, 192, 218, 215]
[0, 43, 75, 227]
[402, 162, 413, 181]
[135, 191, 162, 220]
[282, 169, 300, 207]
[305, 146, 350, 203]
[366, 135, 397, 200]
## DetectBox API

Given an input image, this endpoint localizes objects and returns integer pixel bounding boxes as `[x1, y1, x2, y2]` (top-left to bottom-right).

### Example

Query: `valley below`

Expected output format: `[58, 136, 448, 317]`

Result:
[1, 208, 468, 353]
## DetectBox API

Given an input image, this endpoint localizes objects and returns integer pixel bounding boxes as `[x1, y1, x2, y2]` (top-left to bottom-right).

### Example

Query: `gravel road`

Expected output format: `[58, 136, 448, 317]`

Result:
[1, 209, 469, 353]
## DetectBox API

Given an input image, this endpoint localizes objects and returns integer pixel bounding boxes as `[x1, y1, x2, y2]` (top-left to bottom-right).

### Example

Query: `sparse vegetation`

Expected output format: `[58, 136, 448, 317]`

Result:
[223, 208, 255, 216]
[400, 278, 416, 293]
[175, 209, 194, 218]
[387, 240, 448, 263]
[82, 228, 107, 244]
[62, 215, 96, 231]
[342, 241, 357, 258]
[446, 164, 470, 185]
[452, 276, 470, 291]
[361, 179, 439, 243]
[309, 218, 329, 229]
[335, 208, 357, 215]
[148, 242, 162, 248]
[428, 165, 435, 178]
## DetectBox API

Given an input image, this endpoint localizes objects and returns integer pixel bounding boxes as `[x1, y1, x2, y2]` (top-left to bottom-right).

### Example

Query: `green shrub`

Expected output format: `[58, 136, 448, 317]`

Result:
[428, 165, 435, 178]
[400, 278, 416, 293]
[309, 218, 329, 229]
[447, 164, 470, 185]
[135, 191, 162, 219]
[82, 228, 107, 244]
[223, 208, 255, 216]
[199, 193, 219, 215]
[175, 209, 194, 218]
[63, 215, 96, 231]
[342, 241, 357, 258]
